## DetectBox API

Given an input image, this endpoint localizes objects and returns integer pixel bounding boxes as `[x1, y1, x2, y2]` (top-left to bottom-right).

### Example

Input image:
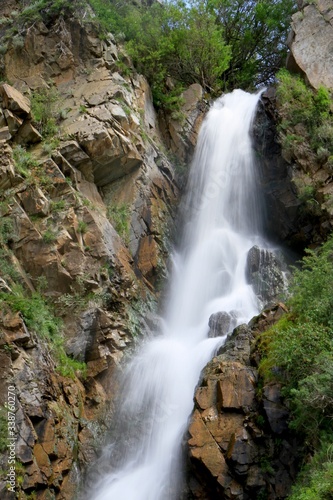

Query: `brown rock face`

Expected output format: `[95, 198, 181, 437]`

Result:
[287, 0, 333, 90]
[0, 6, 185, 499]
[187, 307, 300, 500]
[0, 83, 31, 117]
[159, 83, 207, 163]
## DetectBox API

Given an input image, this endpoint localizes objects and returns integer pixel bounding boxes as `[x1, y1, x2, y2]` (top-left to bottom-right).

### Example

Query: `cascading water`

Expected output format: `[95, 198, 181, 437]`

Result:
[89, 89, 265, 500]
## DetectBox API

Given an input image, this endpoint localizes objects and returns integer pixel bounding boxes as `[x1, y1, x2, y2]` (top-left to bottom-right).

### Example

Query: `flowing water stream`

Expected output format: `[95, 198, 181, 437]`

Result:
[90, 89, 265, 500]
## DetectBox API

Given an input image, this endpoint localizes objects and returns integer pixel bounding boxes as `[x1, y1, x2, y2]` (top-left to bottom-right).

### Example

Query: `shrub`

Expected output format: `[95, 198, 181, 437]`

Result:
[42, 229, 57, 244]
[259, 235, 333, 445]
[277, 70, 333, 161]
[31, 86, 61, 138]
[12, 145, 37, 177]
[0, 285, 86, 379]
[107, 203, 131, 245]
[77, 220, 88, 234]
[288, 441, 333, 500]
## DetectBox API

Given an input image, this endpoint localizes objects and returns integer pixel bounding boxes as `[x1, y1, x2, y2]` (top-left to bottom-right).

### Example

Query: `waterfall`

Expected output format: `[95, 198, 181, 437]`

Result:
[89, 89, 265, 500]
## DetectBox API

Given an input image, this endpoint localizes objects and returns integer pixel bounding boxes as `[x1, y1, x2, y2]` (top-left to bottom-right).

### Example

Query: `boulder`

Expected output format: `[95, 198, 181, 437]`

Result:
[15, 121, 42, 145]
[208, 311, 235, 337]
[287, 1, 333, 89]
[3, 109, 23, 135]
[0, 83, 31, 117]
[0, 126, 11, 142]
[246, 246, 287, 306]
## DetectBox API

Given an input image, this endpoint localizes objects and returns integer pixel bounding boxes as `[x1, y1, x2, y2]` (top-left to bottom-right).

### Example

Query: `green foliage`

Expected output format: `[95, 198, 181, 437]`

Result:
[16, 0, 87, 27]
[107, 203, 131, 245]
[0, 218, 14, 246]
[0, 407, 8, 453]
[207, 0, 296, 89]
[288, 442, 333, 500]
[42, 228, 57, 244]
[77, 221, 88, 234]
[50, 200, 66, 212]
[0, 285, 59, 337]
[88, 0, 295, 108]
[31, 86, 61, 138]
[277, 70, 333, 163]
[12, 145, 37, 177]
[0, 285, 86, 379]
[79, 104, 88, 114]
[259, 235, 333, 445]
[0, 249, 21, 284]
[289, 237, 333, 327]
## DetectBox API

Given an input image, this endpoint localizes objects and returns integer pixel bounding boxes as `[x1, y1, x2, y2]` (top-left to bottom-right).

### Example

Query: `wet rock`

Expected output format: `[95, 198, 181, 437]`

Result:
[187, 308, 300, 499]
[246, 245, 287, 306]
[208, 311, 235, 337]
[263, 384, 289, 434]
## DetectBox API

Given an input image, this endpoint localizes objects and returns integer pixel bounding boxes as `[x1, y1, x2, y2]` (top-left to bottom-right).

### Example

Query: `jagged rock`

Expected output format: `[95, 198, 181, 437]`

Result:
[263, 384, 289, 434]
[3, 109, 23, 134]
[0, 126, 11, 142]
[208, 311, 235, 337]
[59, 140, 93, 182]
[246, 245, 286, 306]
[187, 309, 300, 499]
[160, 83, 207, 162]
[0, 143, 22, 189]
[18, 187, 50, 217]
[253, 93, 306, 247]
[15, 121, 42, 145]
[66, 117, 143, 185]
[287, 1, 333, 89]
[0, 83, 31, 117]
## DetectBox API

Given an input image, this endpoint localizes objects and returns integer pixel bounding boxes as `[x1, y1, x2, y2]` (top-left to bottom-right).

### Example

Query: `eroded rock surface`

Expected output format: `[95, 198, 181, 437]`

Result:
[287, 0, 333, 90]
[187, 305, 300, 500]
[0, 9, 189, 496]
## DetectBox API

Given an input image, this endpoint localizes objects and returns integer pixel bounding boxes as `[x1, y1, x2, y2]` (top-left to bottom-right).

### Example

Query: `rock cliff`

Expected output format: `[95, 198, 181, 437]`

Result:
[0, 3, 205, 498]
[187, 306, 301, 500]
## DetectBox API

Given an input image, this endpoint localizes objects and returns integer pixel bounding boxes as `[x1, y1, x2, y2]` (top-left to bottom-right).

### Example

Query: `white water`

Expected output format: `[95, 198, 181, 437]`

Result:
[90, 90, 264, 500]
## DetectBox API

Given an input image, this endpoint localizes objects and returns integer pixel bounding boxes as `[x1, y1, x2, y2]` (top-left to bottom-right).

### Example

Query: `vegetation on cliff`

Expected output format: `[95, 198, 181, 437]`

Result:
[88, 0, 295, 109]
[259, 235, 333, 499]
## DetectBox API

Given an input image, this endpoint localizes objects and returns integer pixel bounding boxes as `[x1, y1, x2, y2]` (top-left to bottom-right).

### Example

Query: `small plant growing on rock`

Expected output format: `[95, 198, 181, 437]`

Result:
[12, 146, 37, 177]
[107, 203, 131, 245]
[79, 104, 88, 114]
[31, 86, 61, 138]
[42, 229, 57, 244]
[77, 220, 88, 234]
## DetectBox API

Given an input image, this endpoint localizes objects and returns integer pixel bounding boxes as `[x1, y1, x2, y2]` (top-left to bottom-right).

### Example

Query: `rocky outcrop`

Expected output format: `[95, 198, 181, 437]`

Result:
[0, 7, 186, 496]
[187, 305, 300, 500]
[287, 0, 333, 90]
[159, 83, 207, 164]
[246, 246, 287, 307]
[253, 89, 333, 248]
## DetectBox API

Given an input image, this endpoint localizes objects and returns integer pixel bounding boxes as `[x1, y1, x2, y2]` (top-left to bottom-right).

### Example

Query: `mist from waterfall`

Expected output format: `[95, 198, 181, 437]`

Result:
[89, 89, 265, 500]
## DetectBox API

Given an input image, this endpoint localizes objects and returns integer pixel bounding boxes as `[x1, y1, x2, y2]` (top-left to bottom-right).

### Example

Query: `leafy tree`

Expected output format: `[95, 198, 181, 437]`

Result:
[122, 0, 231, 107]
[88, 0, 295, 108]
[207, 0, 297, 89]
